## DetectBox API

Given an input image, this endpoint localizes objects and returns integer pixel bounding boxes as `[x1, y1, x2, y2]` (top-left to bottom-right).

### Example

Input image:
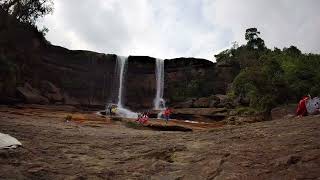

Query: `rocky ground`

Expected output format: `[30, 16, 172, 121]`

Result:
[0, 105, 319, 179]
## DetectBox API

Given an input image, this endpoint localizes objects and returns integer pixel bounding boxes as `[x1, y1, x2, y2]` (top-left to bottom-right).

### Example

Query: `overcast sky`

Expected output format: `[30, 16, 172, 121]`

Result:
[38, 0, 320, 61]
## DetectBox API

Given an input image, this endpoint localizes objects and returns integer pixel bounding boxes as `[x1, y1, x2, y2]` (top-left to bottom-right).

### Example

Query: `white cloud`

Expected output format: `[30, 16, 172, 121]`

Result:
[38, 0, 320, 61]
[203, 0, 320, 53]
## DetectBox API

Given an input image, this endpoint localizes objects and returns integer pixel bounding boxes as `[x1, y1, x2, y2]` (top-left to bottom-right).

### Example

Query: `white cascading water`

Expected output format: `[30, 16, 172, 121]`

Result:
[154, 58, 166, 110]
[116, 56, 126, 108]
[113, 56, 137, 118]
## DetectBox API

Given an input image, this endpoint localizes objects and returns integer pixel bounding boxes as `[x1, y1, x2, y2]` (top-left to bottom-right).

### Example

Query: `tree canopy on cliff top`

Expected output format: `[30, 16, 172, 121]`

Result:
[215, 28, 320, 112]
[0, 0, 53, 25]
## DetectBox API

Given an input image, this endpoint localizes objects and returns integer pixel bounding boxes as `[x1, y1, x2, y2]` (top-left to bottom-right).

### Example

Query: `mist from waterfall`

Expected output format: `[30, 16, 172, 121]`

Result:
[154, 58, 166, 110]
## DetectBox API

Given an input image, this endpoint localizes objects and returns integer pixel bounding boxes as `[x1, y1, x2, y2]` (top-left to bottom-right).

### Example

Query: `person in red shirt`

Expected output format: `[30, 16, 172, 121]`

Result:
[296, 96, 310, 117]
[164, 108, 171, 123]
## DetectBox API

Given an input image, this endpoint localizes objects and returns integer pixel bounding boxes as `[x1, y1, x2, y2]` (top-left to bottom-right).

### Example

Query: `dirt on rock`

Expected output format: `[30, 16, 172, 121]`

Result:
[0, 105, 319, 179]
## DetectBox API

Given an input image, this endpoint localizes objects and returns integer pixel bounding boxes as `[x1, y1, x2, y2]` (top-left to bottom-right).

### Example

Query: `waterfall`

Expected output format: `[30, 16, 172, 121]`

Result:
[116, 56, 127, 108]
[109, 56, 137, 119]
[154, 58, 166, 110]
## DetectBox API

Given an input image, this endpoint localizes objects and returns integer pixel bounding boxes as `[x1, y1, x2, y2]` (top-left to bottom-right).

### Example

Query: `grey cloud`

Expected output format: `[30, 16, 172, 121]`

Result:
[39, 0, 320, 60]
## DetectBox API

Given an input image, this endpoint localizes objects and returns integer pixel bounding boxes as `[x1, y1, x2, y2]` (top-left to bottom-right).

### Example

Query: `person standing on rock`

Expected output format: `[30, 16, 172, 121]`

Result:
[164, 108, 171, 123]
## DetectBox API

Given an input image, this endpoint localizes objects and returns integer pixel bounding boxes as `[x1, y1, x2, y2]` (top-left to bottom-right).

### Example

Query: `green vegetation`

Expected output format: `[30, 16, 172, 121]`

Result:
[0, 0, 54, 41]
[124, 121, 142, 129]
[0, 0, 53, 25]
[235, 107, 258, 116]
[216, 28, 320, 113]
[167, 64, 216, 102]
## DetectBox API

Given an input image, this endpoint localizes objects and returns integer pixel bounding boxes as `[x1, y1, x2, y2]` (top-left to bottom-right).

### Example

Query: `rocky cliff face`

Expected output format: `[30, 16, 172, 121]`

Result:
[0, 12, 240, 110]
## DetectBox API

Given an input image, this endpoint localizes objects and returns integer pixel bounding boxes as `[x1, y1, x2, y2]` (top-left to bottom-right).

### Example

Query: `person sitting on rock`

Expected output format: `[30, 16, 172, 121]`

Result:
[136, 113, 143, 123]
[296, 96, 310, 117]
[141, 113, 149, 124]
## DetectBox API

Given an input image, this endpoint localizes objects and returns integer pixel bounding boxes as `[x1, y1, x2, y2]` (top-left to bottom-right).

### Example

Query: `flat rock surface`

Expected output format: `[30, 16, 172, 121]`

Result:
[0, 105, 319, 179]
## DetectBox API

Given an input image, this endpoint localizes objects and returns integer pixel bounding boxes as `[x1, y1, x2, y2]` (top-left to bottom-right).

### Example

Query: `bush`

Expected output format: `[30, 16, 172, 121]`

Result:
[229, 45, 320, 112]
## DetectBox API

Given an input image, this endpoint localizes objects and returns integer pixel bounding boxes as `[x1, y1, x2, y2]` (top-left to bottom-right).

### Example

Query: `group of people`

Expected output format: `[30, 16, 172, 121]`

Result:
[136, 112, 150, 124]
[106, 103, 173, 124]
[106, 104, 117, 116]
[296, 95, 320, 117]
[135, 108, 172, 124]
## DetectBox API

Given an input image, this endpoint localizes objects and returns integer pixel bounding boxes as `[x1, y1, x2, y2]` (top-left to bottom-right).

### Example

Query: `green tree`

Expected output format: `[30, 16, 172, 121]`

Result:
[245, 28, 265, 50]
[0, 0, 53, 24]
[283, 45, 301, 57]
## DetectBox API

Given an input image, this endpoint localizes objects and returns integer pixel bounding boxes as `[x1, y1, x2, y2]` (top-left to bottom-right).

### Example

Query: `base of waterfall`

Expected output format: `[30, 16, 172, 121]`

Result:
[115, 107, 138, 119]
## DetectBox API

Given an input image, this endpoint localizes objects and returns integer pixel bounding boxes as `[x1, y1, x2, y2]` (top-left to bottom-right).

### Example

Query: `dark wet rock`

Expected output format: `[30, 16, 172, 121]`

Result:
[16, 83, 49, 104]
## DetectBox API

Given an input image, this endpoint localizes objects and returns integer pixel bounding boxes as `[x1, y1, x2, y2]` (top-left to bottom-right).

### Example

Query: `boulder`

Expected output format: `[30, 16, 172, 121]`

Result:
[16, 83, 49, 104]
[173, 98, 196, 108]
[40, 81, 59, 93]
[40, 81, 63, 103]
[45, 92, 64, 103]
[209, 96, 220, 108]
[209, 94, 233, 108]
[193, 97, 210, 108]
[235, 95, 250, 106]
